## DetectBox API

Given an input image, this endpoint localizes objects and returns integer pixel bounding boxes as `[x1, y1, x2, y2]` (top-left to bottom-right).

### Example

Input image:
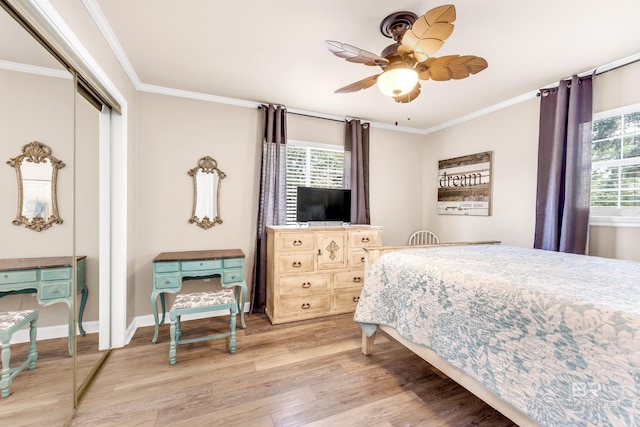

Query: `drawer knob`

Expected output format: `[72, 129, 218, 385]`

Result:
[353, 296, 360, 303]
[51, 289, 59, 294]
[360, 257, 365, 263]
[164, 279, 170, 284]
[361, 237, 370, 243]
[301, 282, 311, 288]
[292, 261, 302, 268]
[353, 277, 362, 283]
[200, 262, 203, 266]
[301, 302, 311, 310]
[3, 274, 7, 279]
[293, 240, 302, 246]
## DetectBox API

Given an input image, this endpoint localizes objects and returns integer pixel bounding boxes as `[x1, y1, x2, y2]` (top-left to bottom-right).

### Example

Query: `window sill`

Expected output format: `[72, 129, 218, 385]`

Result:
[590, 216, 640, 228]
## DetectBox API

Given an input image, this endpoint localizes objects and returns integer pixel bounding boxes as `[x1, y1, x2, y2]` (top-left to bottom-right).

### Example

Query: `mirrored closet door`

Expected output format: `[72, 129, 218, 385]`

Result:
[0, 2, 112, 423]
[0, 5, 76, 424]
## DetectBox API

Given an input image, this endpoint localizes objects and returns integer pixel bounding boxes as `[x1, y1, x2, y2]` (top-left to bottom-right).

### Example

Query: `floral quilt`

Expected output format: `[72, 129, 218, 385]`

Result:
[354, 244, 640, 427]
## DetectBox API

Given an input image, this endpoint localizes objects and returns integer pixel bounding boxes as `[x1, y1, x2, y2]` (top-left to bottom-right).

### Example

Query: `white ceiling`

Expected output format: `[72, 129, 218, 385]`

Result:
[5, 1, 640, 132]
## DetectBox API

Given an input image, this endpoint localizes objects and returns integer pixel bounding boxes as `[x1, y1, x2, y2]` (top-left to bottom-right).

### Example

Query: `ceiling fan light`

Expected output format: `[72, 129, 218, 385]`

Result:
[377, 67, 419, 97]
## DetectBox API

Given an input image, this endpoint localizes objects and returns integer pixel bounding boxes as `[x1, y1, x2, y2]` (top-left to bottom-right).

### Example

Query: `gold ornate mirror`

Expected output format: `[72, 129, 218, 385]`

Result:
[7, 141, 65, 231]
[188, 156, 225, 229]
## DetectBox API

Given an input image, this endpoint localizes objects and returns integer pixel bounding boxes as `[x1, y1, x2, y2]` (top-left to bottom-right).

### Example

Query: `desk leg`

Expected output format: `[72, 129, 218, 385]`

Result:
[160, 293, 166, 325]
[78, 287, 88, 336]
[151, 291, 160, 344]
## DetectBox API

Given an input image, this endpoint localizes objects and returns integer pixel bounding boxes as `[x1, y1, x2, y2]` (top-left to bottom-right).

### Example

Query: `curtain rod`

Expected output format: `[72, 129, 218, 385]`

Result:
[538, 55, 640, 96]
[257, 105, 350, 123]
[594, 56, 640, 76]
[289, 111, 346, 123]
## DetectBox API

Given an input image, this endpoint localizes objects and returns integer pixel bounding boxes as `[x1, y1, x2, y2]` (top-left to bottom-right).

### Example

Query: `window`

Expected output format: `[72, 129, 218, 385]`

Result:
[591, 105, 640, 225]
[285, 141, 345, 224]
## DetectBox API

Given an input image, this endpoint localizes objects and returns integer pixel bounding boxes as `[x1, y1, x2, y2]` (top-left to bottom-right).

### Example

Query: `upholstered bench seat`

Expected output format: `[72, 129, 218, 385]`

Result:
[0, 310, 38, 398]
[169, 289, 237, 365]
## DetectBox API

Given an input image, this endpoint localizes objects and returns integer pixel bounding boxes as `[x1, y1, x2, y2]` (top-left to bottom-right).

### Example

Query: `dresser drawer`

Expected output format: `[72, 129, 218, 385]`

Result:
[41, 267, 71, 281]
[182, 259, 222, 272]
[279, 294, 331, 316]
[155, 274, 180, 290]
[332, 290, 363, 312]
[279, 274, 330, 294]
[277, 233, 314, 252]
[350, 251, 367, 269]
[278, 253, 315, 274]
[0, 270, 37, 285]
[155, 262, 179, 273]
[350, 230, 382, 248]
[334, 270, 365, 289]
[223, 258, 244, 269]
[40, 282, 72, 300]
[223, 269, 244, 283]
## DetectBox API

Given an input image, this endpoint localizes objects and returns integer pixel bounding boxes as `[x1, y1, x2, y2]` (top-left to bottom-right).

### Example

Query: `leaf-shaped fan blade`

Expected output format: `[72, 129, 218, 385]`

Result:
[393, 82, 421, 103]
[418, 55, 488, 81]
[399, 5, 456, 61]
[325, 40, 389, 66]
[335, 74, 380, 93]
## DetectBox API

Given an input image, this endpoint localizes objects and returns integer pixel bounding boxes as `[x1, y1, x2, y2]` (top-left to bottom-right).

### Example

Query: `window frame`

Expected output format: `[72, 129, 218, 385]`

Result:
[590, 103, 640, 228]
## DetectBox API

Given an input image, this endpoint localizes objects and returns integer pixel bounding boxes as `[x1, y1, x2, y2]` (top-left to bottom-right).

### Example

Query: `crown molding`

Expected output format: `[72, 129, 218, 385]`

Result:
[0, 58, 70, 78]
[82, 0, 640, 136]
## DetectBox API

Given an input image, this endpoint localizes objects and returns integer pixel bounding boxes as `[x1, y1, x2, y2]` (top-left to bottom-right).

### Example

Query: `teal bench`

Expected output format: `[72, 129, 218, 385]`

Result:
[0, 310, 38, 398]
[169, 289, 237, 365]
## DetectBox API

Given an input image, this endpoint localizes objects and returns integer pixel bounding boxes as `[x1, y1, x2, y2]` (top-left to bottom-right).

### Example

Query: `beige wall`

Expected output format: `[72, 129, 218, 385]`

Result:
[133, 94, 425, 316]
[422, 61, 640, 260]
[368, 127, 425, 245]
[0, 69, 100, 330]
[0, 69, 76, 327]
[134, 94, 261, 316]
[50, 0, 140, 326]
[423, 99, 540, 247]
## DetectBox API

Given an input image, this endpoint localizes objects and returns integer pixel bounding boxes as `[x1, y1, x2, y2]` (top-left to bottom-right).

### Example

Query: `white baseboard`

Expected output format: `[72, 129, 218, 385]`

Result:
[10, 320, 100, 344]
[9, 302, 250, 346]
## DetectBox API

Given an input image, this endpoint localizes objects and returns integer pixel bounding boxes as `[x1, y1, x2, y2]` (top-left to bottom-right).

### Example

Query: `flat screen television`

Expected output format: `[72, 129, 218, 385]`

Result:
[296, 186, 351, 224]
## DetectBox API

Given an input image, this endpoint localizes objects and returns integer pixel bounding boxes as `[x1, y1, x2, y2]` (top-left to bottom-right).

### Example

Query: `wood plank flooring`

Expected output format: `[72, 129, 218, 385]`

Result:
[0, 329, 103, 427]
[2, 313, 517, 426]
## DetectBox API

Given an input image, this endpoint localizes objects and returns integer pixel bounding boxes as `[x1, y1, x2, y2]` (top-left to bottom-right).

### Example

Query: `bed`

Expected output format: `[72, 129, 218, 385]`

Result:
[355, 243, 640, 427]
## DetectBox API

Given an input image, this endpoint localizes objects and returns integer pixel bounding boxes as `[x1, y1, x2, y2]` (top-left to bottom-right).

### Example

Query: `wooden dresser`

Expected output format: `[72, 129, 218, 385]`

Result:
[266, 225, 382, 324]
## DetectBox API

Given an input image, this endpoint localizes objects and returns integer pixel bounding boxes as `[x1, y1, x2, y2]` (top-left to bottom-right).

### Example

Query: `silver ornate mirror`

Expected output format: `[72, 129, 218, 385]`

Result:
[188, 156, 225, 229]
[7, 141, 65, 231]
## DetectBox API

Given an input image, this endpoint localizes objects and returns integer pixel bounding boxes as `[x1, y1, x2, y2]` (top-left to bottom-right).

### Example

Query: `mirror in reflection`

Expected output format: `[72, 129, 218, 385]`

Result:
[7, 141, 64, 231]
[188, 156, 226, 229]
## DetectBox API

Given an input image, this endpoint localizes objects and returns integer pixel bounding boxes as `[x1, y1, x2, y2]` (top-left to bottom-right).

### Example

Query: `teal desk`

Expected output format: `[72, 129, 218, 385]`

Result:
[0, 256, 88, 355]
[151, 249, 247, 343]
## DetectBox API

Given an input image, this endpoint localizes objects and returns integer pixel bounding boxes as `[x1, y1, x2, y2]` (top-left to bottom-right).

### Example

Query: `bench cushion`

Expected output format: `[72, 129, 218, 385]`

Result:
[172, 289, 235, 311]
[0, 310, 36, 332]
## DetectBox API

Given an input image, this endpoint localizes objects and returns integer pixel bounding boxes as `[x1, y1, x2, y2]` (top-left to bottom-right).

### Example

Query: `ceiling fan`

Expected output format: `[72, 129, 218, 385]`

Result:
[326, 4, 488, 103]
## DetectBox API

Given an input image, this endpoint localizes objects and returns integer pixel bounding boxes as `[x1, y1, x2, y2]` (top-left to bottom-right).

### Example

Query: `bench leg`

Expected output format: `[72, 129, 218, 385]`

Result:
[1, 341, 10, 398]
[229, 308, 237, 354]
[28, 317, 38, 370]
[169, 314, 177, 366]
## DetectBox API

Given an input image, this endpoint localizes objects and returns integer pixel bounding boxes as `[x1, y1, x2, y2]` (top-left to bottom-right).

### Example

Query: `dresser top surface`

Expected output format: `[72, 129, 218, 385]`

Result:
[267, 225, 383, 232]
[153, 249, 245, 263]
[0, 256, 87, 272]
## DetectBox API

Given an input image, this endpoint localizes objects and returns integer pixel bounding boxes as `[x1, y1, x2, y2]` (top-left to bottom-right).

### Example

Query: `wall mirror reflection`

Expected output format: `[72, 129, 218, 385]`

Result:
[0, 2, 104, 424]
[0, 4, 76, 423]
[188, 156, 226, 229]
[7, 141, 64, 231]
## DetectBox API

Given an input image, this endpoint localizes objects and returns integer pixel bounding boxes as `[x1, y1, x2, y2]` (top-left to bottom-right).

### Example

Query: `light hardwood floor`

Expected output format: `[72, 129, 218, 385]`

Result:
[5, 314, 517, 426]
[0, 327, 103, 426]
